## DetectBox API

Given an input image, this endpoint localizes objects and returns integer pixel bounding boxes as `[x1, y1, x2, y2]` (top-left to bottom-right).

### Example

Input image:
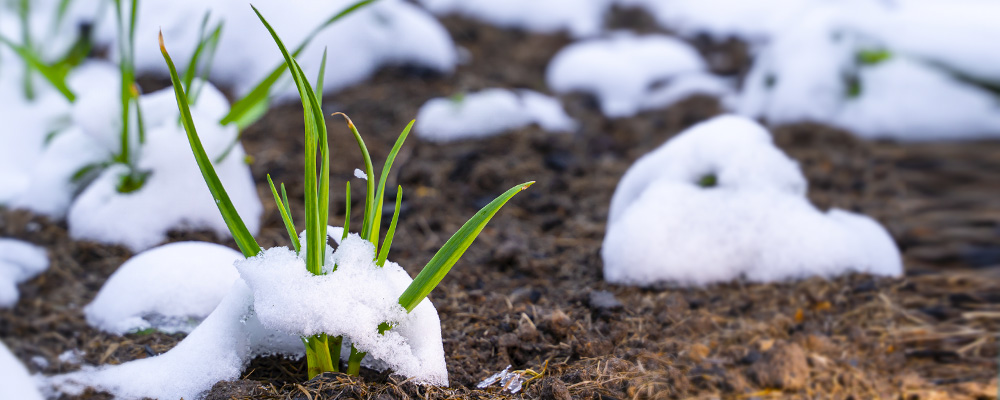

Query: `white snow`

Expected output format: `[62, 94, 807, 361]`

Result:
[737, 3, 1000, 140]
[0, 239, 49, 308]
[69, 0, 456, 98]
[0, 341, 44, 400]
[547, 33, 732, 118]
[417, 0, 613, 37]
[85, 242, 243, 335]
[617, 0, 814, 43]
[237, 234, 448, 386]
[48, 280, 302, 400]
[415, 88, 576, 142]
[602, 115, 902, 286]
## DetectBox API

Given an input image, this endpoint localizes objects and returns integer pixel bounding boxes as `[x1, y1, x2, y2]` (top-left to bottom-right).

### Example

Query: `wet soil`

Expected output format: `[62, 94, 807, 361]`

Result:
[2, 13, 999, 400]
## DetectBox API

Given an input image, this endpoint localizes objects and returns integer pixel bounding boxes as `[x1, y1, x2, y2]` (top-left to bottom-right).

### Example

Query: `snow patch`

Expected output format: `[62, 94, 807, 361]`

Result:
[416, 88, 576, 142]
[85, 242, 243, 335]
[417, 0, 613, 37]
[0, 341, 44, 400]
[0, 239, 49, 308]
[602, 115, 902, 286]
[547, 33, 732, 118]
[618, 0, 814, 43]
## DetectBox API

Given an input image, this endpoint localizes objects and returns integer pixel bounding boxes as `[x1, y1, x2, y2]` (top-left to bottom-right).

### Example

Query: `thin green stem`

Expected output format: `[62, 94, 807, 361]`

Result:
[347, 344, 366, 376]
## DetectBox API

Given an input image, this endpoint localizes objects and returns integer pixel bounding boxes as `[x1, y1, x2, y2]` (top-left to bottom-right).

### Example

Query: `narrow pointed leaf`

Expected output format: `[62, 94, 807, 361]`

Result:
[398, 182, 533, 312]
[332, 113, 375, 246]
[371, 120, 413, 251]
[376, 186, 402, 267]
[160, 32, 260, 258]
[343, 181, 351, 240]
[268, 175, 300, 253]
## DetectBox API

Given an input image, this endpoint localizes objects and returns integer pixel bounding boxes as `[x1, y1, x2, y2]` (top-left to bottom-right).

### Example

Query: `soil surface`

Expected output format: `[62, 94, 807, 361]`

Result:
[2, 11, 999, 400]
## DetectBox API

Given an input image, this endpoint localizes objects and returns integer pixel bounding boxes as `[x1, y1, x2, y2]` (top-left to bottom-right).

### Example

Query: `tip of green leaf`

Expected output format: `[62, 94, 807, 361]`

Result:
[521, 181, 535, 190]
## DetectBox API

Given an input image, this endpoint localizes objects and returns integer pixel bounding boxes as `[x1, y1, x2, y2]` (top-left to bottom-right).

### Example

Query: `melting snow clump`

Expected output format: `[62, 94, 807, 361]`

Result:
[547, 33, 732, 118]
[0, 341, 44, 400]
[237, 234, 448, 386]
[602, 115, 902, 286]
[416, 89, 576, 142]
[85, 242, 243, 335]
[0, 239, 49, 308]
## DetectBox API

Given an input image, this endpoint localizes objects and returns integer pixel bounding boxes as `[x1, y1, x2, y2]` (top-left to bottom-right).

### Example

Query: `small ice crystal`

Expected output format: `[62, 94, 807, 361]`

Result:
[354, 168, 367, 180]
[476, 365, 525, 394]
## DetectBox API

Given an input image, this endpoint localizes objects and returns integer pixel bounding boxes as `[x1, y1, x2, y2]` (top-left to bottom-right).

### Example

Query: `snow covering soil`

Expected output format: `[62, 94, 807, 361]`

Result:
[85, 242, 243, 335]
[65, 0, 456, 97]
[547, 33, 732, 118]
[617, 0, 814, 43]
[238, 234, 448, 386]
[0, 341, 44, 400]
[48, 280, 303, 400]
[415, 89, 576, 142]
[0, 239, 49, 308]
[737, 2, 1000, 141]
[602, 115, 902, 286]
[417, 0, 613, 37]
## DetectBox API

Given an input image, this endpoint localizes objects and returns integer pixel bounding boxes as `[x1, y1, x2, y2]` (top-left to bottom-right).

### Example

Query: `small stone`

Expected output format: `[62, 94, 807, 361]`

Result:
[750, 342, 810, 390]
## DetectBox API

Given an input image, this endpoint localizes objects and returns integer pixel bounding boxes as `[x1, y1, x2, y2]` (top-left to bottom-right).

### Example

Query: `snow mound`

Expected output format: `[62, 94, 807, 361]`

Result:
[62, 73, 262, 251]
[602, 115, 902, 286]
[0, 239, 49, 308]
[48, 280, 302, 400]
[237, 234, 448, 386]
[547, 33, 732, 118]
[618, 0, 814, 43]
[737, 2, 1000, 140]
[85, 242, 242, 335]
[417, 0, 613, 37]
[0, 341, 44, 400]
[415, 89, 576, 142]
[74, 0, 456, 97]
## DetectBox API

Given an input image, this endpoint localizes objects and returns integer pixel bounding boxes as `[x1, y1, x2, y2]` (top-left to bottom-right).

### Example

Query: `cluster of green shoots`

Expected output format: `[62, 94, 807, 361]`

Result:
[3, 0, 378, 198]
[160, 6, 532, 379]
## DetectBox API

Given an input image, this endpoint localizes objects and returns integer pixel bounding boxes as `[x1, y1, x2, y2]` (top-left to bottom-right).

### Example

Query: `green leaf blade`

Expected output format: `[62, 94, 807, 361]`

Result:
[398, 182, 533, 312]
[160, 32, 261, 258]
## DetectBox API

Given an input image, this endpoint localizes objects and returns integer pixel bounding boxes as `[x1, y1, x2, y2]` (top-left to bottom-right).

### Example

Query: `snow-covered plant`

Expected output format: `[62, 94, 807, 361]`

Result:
[159, 6, 532, 379]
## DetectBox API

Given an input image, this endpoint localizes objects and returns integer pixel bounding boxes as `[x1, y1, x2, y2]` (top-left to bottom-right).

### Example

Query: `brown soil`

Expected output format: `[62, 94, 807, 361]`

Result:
[3, 13, 999, 400]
